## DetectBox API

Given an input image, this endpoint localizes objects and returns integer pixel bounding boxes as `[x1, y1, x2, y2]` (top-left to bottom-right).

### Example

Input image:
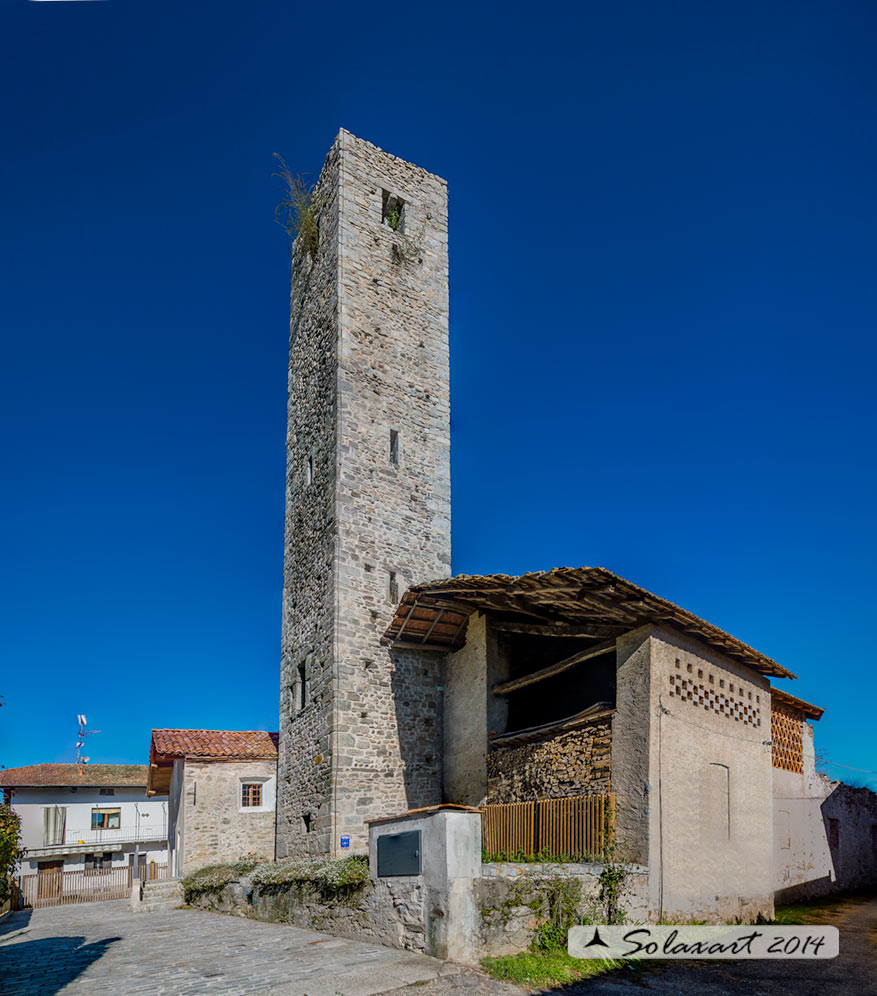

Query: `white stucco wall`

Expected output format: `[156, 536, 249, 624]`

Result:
[773, 723, 877, 900]
[613, 625, 774, 922]
[9, 786, 168, 873]
[442, 613, 508, 807]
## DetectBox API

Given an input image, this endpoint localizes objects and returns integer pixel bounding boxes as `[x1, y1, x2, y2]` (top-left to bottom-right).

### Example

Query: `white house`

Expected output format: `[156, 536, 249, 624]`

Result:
[0, 763, 168, 879]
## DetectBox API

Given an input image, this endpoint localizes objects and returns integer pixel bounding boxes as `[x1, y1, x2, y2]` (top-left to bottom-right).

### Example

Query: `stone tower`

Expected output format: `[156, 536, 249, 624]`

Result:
[276, 131, 451, 858]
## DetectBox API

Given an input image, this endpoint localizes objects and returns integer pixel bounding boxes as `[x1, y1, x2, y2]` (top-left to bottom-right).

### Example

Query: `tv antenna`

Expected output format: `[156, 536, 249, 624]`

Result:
[76, 714, 101, 765]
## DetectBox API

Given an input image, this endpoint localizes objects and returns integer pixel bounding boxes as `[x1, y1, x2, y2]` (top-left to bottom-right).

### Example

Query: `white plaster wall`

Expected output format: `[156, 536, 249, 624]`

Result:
[613, 625, 774, 922]
[10, 787, 167, 857]
[773, 725, 877, 900]
[443, 614, 509, 807]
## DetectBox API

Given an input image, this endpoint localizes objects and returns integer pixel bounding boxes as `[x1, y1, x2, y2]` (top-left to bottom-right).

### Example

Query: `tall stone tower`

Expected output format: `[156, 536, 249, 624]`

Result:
[276, 131, 451, 858]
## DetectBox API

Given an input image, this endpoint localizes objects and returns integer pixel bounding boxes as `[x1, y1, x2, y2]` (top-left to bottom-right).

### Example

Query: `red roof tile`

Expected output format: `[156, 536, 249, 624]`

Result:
[0, 764, 148, 788]
[150, 729, 278, 760]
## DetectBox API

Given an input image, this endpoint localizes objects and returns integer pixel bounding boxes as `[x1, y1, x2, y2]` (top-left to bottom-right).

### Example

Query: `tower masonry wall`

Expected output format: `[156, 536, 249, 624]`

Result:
[279, 131, 451, 858]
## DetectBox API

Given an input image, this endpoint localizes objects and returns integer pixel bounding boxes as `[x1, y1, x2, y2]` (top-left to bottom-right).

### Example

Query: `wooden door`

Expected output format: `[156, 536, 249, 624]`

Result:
[37, 860, 63, 900]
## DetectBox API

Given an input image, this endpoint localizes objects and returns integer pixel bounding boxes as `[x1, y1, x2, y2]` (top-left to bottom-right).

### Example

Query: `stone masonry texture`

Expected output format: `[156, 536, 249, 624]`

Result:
[278, 131, 451, 859]
[183, 760, 275, 874]
[485, 720, 612, 803]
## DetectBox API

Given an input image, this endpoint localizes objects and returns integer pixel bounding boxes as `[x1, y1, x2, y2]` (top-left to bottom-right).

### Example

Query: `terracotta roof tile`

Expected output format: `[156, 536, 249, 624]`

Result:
[150, 729, 278, 760]
[0, 764, 148, 788]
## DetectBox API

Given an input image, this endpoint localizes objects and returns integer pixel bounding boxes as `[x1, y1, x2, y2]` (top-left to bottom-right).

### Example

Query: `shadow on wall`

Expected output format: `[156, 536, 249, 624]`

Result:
[0, 933, 119, 996]
[777, 781, 877, 904]
[390, 649, 443, 812]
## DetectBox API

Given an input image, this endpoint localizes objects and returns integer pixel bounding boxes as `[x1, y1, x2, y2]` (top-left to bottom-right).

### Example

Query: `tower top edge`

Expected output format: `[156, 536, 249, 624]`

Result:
[332, 127, 448, 187]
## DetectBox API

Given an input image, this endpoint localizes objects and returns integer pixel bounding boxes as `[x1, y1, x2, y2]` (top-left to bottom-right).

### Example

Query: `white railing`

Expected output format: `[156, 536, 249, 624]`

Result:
[39, 824, 168, 848]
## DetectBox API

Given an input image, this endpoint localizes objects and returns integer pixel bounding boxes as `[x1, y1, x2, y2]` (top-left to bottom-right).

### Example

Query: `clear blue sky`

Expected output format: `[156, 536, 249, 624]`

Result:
[1, 1, 875, 789]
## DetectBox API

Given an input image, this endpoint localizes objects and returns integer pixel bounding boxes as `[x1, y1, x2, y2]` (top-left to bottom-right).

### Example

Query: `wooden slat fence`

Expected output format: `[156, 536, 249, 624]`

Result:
[16, 862, 169, 910]
[481, 793, 614, 860]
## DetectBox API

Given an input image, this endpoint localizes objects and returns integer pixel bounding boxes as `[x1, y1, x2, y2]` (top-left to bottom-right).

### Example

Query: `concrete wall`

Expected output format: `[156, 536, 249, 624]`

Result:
[443, 614, 509, 806]
[773, 722, 877, 900]
[613, 625, 774, 922]
[279, 131, 452, 858]
[181, 760, 276, 874]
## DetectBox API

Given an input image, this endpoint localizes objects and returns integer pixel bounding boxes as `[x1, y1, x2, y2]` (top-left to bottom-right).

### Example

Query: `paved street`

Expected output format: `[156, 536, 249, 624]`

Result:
[0, 901, 459, 996]
[3, 894, 875, 996]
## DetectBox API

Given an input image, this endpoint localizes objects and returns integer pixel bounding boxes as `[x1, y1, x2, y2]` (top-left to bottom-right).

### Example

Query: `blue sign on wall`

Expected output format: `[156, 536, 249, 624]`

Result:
[340, 835, 350, 848]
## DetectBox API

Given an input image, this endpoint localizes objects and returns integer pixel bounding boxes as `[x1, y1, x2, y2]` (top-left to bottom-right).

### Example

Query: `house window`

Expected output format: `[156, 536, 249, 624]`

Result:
[389, 429, 399, 466]
[99, 788, 115, 796]
[381, 190, 405, 232]
[241, 783, 263, 808]
[91, 808, 120, 830]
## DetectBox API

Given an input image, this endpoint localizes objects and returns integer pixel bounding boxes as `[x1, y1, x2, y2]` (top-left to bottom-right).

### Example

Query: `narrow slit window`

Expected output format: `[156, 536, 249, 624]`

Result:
[305, 453, 314, 486]
[389, 430, 399, 466]
[297, 662, 308, 711]
[388, 570, 399, 603]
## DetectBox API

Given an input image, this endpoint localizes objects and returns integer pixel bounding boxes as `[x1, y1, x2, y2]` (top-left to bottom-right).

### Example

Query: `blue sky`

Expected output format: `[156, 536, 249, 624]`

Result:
[1, 0, 875, 789]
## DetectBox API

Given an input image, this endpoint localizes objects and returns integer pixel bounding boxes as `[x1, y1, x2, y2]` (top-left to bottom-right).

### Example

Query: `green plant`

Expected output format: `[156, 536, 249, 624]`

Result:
[385, 207, 402, 231]
[530, 877, 582, 951]
[182, 857, 259, 898]
[250, 854, 368, 892]
[273, 154, 323, 261]
[482, 846, 600, 864]
[598, 861, 628, 925]
[482, 950, 624, 987]
[0, 803, 25, 904]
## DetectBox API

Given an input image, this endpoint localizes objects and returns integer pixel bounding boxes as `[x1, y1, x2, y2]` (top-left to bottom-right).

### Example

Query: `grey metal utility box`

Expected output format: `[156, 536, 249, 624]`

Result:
[376, 829, 421, 877]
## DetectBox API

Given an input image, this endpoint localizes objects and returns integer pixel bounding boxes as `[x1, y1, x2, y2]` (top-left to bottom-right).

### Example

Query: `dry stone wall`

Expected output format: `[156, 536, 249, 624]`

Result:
[486, 720, 612, 803]
[279, 131, 451, 858]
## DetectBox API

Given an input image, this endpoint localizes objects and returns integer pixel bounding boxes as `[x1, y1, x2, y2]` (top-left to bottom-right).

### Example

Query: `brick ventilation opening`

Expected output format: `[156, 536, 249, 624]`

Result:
[381, 190, 406, 233]
[669, 659, 761, 728]
[771, 702, 804, 773]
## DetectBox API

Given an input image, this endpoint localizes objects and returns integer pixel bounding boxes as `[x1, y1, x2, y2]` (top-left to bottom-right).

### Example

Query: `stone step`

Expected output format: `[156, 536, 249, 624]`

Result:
[143, 879, 182, 893]
[138, 900, 182, 912]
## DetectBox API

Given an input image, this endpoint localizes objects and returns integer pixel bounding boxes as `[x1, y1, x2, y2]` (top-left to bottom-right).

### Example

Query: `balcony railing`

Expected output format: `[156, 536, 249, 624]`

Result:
[39, 824, 168, 849]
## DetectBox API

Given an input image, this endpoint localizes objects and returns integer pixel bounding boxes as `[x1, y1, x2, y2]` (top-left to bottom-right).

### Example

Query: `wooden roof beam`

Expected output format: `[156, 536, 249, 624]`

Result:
[492, 639, 617, 696]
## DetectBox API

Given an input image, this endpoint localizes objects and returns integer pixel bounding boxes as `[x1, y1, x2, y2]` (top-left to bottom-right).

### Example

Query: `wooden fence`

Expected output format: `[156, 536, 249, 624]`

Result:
[481, 793, 614, 860]
[16, 862, 169, 910]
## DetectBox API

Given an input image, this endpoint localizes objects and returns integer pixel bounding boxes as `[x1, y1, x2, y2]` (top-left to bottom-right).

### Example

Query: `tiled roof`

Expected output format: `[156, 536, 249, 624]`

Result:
[0, 764, 148, 788]
[150, 730, 278, 760]
[383, 566, 796, 680]
[771, 687, 824, 720]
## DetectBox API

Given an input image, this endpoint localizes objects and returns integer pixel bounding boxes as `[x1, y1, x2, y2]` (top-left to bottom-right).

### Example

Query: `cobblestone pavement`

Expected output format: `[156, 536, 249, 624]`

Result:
[0, 900, 458, 996]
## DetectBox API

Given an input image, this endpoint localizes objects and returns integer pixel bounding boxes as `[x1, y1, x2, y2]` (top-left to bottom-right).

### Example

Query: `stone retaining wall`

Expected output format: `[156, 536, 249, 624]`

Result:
[477, 861, 648, 957]
[187, 874, 427, 953]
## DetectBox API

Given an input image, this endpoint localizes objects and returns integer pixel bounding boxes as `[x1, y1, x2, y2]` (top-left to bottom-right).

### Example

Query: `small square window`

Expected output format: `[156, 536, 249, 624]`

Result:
[99, 788, 115, 796]
[381, 190, 405, 232]
[241, 783, 263, 808]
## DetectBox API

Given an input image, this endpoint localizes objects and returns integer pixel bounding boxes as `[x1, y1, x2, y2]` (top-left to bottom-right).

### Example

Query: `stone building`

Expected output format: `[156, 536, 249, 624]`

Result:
[277, 129, 450, 859]
[277, 131, 877, 919]
[147, 729, 277, 876]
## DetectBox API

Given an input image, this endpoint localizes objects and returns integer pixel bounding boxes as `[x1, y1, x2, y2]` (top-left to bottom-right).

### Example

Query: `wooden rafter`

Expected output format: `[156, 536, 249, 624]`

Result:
[492, 639, 617, 696]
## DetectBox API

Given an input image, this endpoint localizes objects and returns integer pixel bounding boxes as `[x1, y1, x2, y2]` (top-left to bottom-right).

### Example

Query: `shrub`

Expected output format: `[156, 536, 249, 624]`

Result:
[182, 857, 260, 897]
[251, 855, 368, 892]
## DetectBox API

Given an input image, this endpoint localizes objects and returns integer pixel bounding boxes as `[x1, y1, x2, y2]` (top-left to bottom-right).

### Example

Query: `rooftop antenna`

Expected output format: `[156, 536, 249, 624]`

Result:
[76, 714, 101, 765]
